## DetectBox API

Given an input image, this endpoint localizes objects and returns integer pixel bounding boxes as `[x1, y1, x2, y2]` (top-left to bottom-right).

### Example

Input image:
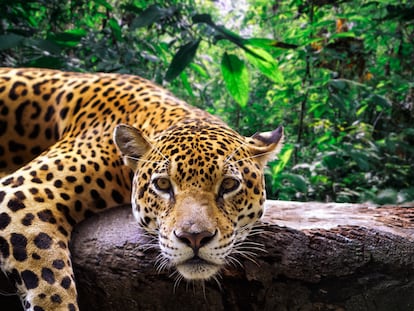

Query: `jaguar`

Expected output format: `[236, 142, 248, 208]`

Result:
[0, 67, 283, 311]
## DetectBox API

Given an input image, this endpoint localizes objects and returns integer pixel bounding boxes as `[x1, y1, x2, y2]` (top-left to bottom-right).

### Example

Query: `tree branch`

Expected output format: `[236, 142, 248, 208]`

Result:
[1, 201, 413, 310]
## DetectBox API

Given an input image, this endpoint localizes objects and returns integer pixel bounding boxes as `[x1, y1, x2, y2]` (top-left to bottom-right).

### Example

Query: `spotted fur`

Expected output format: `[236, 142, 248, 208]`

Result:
[0, 68, 283, 311]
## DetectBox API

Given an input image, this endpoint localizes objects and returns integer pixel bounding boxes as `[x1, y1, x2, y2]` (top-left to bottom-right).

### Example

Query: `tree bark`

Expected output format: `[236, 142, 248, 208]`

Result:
[1, 201, 413, 310]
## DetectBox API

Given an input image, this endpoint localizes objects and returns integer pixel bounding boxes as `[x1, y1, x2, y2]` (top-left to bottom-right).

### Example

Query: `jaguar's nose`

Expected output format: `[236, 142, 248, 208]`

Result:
[174, 230, 217, 254]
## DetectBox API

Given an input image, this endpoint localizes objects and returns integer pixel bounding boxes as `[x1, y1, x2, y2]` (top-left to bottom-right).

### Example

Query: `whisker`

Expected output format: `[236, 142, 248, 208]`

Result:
[172, 272, 184, 293]
[226, 255, 244, 268]
[154, 254, 171, 273]
[231, 248, 261, 266]
[224, 135, 279, 165]
[123, 155, 161, 164]
[234, 245, 266, 254]
[233, 249, 260, 259]
[122, 131, 169, 166]
[0, 289, 18, 297]
[226, 149, 279, 166]
[200, 280, 206, 299]
[227, 226, 268, 270]
[140, 131, 170, 163]
[135, 233, 159, 252]
[224, 142, 246, 164]
[245, 230, 265, 237]
[211, 273, 222, 291]
[138, 242, 159, 252]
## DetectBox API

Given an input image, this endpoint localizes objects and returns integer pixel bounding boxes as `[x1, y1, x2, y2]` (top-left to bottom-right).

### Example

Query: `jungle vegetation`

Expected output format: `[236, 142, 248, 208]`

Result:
[1, 0, 413, 203]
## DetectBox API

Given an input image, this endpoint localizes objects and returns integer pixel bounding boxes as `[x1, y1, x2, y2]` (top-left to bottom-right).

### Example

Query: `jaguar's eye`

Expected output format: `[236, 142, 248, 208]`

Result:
[220, 177, 241, 195]
[153, 177, 172, 192]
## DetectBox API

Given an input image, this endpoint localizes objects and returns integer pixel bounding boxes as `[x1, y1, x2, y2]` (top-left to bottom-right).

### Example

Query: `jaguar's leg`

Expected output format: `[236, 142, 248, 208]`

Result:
[0, 136, 131, 310]
[0, 188, 79, 311]
[1, 225, 78, 311]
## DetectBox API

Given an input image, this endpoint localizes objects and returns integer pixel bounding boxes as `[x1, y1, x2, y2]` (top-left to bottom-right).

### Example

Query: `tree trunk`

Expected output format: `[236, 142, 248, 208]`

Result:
[1, 201, 413, 310]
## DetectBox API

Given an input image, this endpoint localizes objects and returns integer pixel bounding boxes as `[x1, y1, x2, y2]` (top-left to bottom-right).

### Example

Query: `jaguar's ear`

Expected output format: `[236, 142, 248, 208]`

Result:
[113, 124, 152, 170]
[246, 126, 284, 167]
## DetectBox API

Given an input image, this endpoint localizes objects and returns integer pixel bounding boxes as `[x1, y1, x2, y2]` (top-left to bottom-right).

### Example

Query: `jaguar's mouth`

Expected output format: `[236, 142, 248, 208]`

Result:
[176, 256, 221, 280]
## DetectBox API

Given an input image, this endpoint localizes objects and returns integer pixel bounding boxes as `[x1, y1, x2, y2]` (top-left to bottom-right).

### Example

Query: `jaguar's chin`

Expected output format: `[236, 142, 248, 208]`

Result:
[176, 257, 221, 280]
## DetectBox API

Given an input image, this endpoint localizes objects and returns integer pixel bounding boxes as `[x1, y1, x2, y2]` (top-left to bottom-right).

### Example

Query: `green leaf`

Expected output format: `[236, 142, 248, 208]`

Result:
[189, 63, 209, 78]
[0, 34, 25, 50]
[95, 0, 113, 10]
[246, 38, 298, 50]
[28, 38, 61, 54]
[192, 14, 245, 48]
[131, 5, 176, 29]
[180, 72, 194, 98]
[165, 39, 201, 82]
[350, 150, 371, 171]
[108, 18, 122, 41]
[375, 189, 398, 205]
[329, 31, 356, 41]
[322, 153, 345, 170]
[213, 26, 245, 47]
[221, 53, 249, 108]
[23, 56, 64, 69]
[245, 38, 278, 49]
[371, 94, 391, 108]
[330, 93, 345, 107]
[329, 79, 348, 90]
[245, 46, 284, 84]
[49, 29, 87, 47]
[356, 104, 369, 116]
[281, 173, 308, 193]
[272, 144, 294, 175]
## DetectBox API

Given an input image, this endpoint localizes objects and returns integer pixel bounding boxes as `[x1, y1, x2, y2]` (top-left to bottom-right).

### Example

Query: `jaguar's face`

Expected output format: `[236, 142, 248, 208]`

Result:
[114, 122, 283, 280]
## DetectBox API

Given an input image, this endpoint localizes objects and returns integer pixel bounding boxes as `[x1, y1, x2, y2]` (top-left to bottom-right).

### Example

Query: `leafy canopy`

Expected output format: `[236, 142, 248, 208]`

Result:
[1, 0, 413, 204]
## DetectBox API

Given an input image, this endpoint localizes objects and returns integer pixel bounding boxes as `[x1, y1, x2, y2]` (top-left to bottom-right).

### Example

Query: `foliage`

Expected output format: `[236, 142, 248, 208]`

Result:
[0, 0, 413, 204]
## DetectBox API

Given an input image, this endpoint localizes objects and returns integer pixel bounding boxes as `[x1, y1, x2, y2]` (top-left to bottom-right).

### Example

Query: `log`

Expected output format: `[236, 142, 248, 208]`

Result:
[1, 201, 413, 310]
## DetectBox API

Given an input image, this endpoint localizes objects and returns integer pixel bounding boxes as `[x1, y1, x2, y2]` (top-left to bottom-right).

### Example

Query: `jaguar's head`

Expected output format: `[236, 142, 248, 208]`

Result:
[114, 121, 283, 280]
